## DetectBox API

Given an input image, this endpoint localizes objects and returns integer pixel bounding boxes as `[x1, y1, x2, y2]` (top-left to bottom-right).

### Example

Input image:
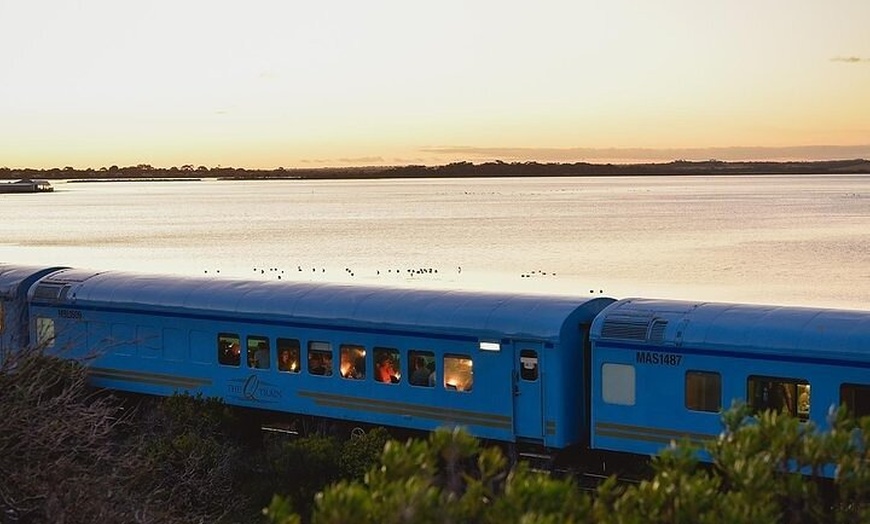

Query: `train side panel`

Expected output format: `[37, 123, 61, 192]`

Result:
[590, 298, 870, 459]
[25, 267, 613, 449]
[0, 264, 66, 359]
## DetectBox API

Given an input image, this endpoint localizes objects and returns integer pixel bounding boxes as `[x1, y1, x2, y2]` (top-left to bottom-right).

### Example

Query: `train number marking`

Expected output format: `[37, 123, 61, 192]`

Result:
[636, 351, 682, 366]
[57, 309, 83, 319]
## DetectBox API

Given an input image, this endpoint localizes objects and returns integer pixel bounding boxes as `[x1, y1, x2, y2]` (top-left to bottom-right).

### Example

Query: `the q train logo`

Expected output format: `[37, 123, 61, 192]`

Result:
[227, 375, 283, 403]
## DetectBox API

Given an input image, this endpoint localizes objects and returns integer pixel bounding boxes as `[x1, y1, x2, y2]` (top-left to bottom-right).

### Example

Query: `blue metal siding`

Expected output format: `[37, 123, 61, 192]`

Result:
[592, 298, 870, 360]
[38, 269, 597, 343]
[590, 298, 870, 458]
[22, 266, 612, 449]
[0, 264, 66, 353]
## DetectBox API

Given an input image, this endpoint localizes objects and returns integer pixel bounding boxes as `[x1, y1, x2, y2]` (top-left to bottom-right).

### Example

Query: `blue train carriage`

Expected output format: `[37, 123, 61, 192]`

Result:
[0, 264, 67, 360]
[25, 265, 615, 448]
[589, 297, 870, 461]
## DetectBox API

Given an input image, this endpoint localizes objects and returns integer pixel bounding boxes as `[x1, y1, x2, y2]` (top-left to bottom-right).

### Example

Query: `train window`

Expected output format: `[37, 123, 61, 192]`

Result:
[747, 376, 811, 422]
[840, 383, 870, 419]
[277, 338, 301, 373]
[36, 317, 55, 349]
[685, 371, 721, 413]
[409, 350, 435, 387]
[519, 349, 539, 381]
[602, 363, 635, 405]
[340, 344, 366, 380]
[374, 347, 401, 384]
[218, 333, 241, 366]
[444, 354, 473, 392]
[247, 336, 270, 369]
[308, 341, 333, 376]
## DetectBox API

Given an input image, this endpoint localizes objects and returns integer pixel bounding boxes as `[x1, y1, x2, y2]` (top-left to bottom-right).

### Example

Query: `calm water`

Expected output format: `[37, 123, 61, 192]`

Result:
[2, 175, 869, 310]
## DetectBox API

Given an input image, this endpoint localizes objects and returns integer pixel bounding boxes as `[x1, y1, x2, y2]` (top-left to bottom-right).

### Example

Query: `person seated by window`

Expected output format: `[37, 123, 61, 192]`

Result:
[278, 348, 298, 372]
[410, 356, 430, 386]
[322, 353, 333, 376]
[254, 341, 270, 369]
[226, 342, 241, 366]
[427, 361, 436, 387]
[219, 341, 240, 365]
[375, 353, 399, 384]
[340, 351, 363, 379]
[309, 353, 326, 375]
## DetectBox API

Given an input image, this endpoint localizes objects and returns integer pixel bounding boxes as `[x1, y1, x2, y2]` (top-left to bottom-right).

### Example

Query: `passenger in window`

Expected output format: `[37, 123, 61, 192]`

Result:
[375, 353, 400, 384]
[256, 342, 270, 369]
[340, 351, 363, 379]
[427, 361, 436, 387]
[309, 352, 326, 375]
[228, 342, 241, 366]
[798, 388, 810, 414]
[761, 381, 794, 415]
[219, 340, 240, 365]
[410, 356, 430, 386]
[278, 348, 298, 372]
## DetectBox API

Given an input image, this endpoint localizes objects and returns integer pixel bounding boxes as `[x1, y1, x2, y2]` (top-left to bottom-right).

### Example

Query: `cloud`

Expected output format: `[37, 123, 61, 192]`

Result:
[420, 145, 870, 163]
[298, 157, 387, 165]
[831, 56, 870, 63]
[337, 156, 384, 164]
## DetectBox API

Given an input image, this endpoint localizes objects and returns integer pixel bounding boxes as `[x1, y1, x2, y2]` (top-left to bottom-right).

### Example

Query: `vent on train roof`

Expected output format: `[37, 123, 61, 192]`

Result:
[600, 317, 668, 343]
[33, 283, 70, 302]
[649, 319, 668, 343]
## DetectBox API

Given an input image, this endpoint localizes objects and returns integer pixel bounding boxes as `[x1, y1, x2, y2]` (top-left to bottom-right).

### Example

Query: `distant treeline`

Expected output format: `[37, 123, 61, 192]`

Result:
[3, 158, 869, 181]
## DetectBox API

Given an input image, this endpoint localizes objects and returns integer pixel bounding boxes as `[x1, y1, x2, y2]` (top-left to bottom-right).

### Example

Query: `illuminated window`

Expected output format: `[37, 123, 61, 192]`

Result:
[247, 336, 270, 369]
[218, 333, 241, 367]
[374, 347, 400, 384]
[602, 363, 635, 405]
[408, 350, 434, 387]
[840, 383, 870, 419]
[685, 371, 721, 413]
[444, 354, 473, 392]
[36, 317, 55, 349]
[340, 344, 366, 380]
[747, 376, 811, 422]
[277, 338, 301, 373]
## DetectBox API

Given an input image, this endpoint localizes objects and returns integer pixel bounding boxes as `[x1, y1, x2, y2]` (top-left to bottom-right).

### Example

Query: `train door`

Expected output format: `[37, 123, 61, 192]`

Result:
[513, 342, 544, 440]
[0, 298, 6, 359]
[0, 297, 25, 359]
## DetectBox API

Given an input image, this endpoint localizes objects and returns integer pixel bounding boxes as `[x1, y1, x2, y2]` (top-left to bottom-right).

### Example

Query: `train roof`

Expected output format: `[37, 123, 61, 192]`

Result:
[591, 297, 870, 361]
[30, 267, 614, 341]
[0, 264, 66, 299]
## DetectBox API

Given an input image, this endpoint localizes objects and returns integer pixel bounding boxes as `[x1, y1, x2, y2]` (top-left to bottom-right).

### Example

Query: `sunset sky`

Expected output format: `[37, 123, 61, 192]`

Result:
[2, 0, 868, 169]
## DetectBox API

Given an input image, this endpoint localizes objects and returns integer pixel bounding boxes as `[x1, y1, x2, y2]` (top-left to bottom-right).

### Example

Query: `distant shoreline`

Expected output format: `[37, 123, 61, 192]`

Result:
[2, 158, 869, 181]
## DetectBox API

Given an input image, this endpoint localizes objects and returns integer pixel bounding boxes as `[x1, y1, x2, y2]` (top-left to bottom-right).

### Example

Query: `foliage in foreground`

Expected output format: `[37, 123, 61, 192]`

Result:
[267, 407, 870, 524]
[0, 348, 387, 523]
[0, 349, 153, 522]
[4, 347, 869, 523]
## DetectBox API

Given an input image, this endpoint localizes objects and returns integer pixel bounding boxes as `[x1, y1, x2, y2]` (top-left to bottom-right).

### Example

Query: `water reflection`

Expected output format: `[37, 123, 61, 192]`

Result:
[1, 175, 868, 309]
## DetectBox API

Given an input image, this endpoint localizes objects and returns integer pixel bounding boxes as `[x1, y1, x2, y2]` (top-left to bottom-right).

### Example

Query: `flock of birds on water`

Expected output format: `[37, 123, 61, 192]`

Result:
[202, 265, 558, 279]
[201, 266, 606, 294]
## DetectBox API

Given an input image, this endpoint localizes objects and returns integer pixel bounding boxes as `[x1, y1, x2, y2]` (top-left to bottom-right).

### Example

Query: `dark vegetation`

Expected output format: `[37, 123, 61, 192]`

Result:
[0, 347, 389, 523]
[2, 158, 869, 182]
[2, 346, 869, 523]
